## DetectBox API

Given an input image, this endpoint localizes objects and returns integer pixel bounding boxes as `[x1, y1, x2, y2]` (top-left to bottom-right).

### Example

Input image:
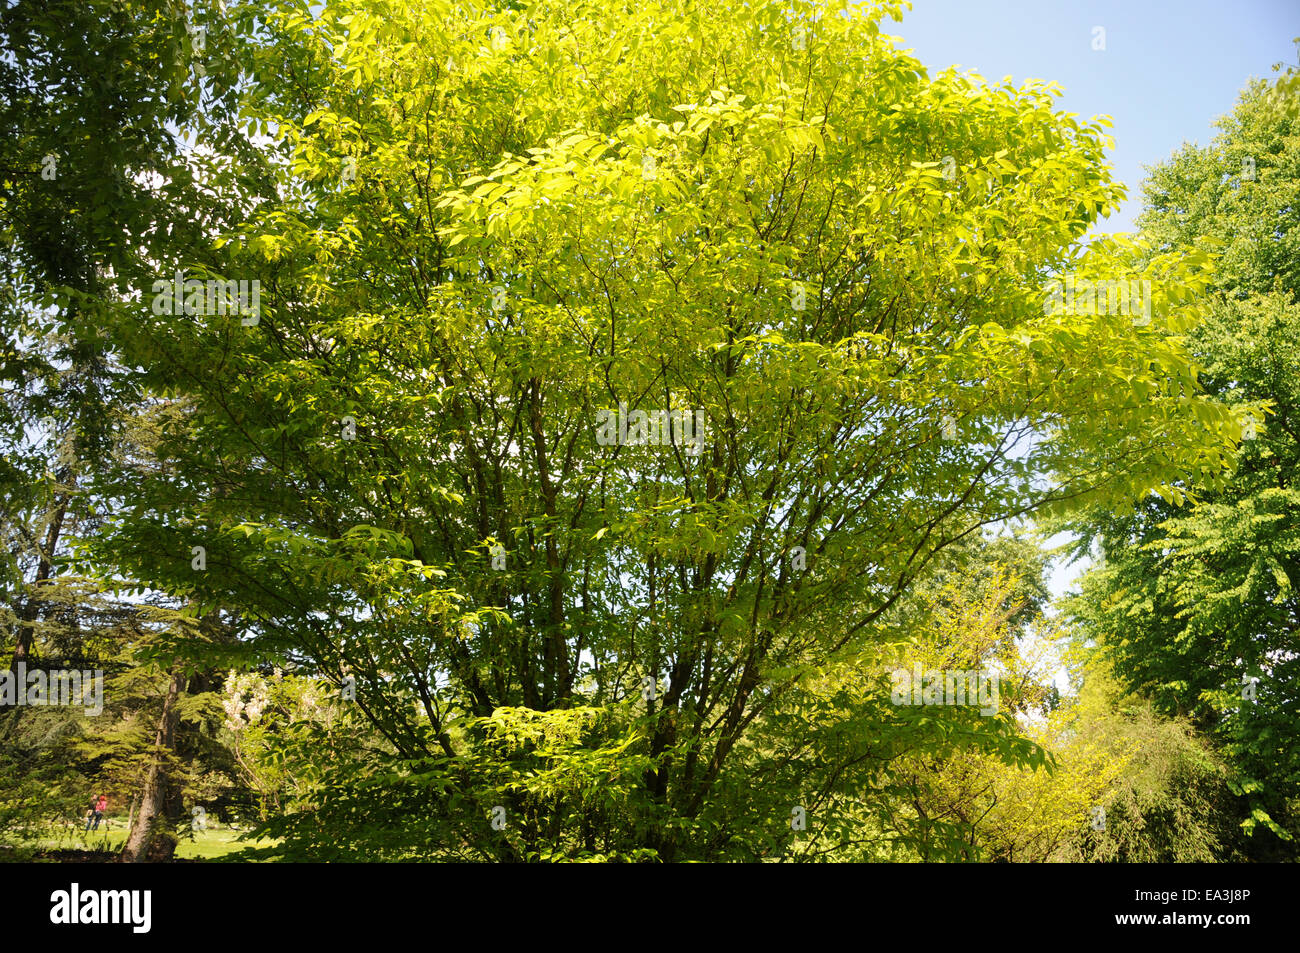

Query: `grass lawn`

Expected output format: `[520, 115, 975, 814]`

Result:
[10, 822, 280, 861]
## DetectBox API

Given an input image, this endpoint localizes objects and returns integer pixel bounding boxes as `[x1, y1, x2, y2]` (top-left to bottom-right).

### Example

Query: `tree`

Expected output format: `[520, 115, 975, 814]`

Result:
[1057, 660, 1236, 863]
[1065, 66, 1300, 858]
[0, 0, 259, 860]
[42, 0, 1242, 860]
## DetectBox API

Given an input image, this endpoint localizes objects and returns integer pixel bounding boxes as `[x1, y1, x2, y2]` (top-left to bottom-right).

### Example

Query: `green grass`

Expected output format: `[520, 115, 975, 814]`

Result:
[17, 822, 279, 860]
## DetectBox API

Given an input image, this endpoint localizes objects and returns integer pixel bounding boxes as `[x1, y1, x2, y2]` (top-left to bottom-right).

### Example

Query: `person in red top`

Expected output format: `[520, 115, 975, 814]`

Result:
[85, 794, 107, 831]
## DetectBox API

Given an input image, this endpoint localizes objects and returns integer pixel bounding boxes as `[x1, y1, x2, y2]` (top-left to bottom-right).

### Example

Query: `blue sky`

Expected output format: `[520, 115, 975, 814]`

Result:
[891, 0, 1299, 599]
[895, 0, 1300, 236]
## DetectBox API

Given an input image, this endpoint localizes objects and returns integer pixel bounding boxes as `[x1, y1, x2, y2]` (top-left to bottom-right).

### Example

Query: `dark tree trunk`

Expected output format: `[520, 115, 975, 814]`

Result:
[120, 668, 184, 862]
[2, 481, 71, 744]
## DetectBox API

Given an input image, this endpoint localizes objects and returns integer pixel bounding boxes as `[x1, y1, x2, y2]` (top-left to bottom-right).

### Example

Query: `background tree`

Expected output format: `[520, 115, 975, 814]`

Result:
[1065, 66, 1300, 858]
[0, 0, 263, 859]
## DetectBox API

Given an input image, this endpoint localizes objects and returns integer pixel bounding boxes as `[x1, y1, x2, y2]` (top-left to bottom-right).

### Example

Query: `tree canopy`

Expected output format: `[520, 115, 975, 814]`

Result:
[1, 0, 1286, 864]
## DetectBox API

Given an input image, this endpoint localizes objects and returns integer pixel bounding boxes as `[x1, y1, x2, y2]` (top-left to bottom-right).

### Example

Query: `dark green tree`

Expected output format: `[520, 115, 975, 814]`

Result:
[1066, 67, 1300, 858]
